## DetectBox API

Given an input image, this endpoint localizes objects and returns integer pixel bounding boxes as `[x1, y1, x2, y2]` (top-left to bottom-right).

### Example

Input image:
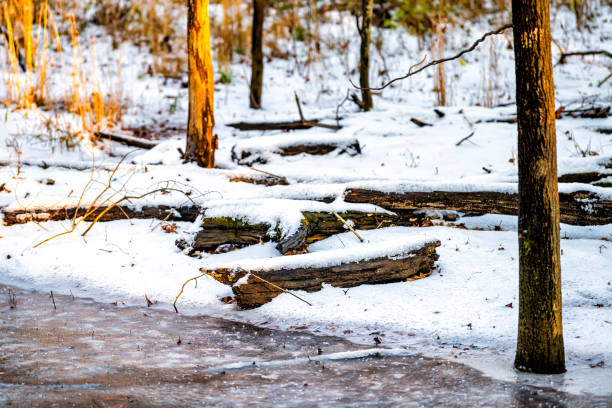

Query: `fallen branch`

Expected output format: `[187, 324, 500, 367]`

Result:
[95, 130, 159, 150]
[456, 132, 475, 146]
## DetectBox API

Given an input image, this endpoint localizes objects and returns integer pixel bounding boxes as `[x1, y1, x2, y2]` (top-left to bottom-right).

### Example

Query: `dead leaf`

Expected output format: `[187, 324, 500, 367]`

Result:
[161, 223, 178, 233]
[145, 294, 153, 307]
[505, 302, 513, 308]
[589, 360, 604, 368]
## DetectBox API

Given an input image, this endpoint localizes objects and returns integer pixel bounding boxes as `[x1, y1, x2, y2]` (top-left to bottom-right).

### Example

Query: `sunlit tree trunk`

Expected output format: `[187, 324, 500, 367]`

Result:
[357, 0, 373, 111]
[249, 0, 264, 109]
[512, 0, 565, 374]
[185, 0, 216, 168]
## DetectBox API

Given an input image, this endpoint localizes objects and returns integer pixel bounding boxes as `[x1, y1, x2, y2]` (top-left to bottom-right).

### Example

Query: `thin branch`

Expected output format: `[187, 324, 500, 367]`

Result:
[352, 24, 513, 91]
[332, 211, 364, 242]
[294, 91, 306, 124]
[456, 132, 475, 146]
[173, 273, 204, 313]
[247, 271, 312, 306]
[557, 50, 612, 65]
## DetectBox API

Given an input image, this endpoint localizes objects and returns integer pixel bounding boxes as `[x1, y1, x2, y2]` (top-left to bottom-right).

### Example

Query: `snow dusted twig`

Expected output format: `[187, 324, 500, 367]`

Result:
[351, 24, 513, 91]
[332, 211, 364, 242]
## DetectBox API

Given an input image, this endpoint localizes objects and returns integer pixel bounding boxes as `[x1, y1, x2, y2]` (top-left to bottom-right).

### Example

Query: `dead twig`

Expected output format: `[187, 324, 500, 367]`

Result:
[332, 211, 364, 242]
[173, 273, 205, 313]
[352, 24, 513, 91]
[456, 132, 475, 146]
[247, 270, 313, 307]
[50, 291, 57, 310]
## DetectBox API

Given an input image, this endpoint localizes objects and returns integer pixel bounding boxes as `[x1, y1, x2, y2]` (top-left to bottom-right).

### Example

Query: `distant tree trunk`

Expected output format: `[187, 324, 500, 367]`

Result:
[357, 0, 373, 111]
[185, 0, 217, 168]
[250, 0, 264, 109]
[512, 0, 565, 374]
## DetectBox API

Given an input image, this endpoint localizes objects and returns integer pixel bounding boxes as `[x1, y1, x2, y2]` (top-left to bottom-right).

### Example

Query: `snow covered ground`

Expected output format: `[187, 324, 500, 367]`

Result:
[1, 3, 611, 397]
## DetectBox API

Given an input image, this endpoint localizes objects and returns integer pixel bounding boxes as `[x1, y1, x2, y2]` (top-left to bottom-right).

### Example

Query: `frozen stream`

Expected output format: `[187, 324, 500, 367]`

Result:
[1, 284, 610, 407]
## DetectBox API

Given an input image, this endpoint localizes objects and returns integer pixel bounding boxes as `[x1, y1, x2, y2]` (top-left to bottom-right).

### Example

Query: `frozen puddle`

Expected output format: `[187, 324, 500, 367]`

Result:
[1, 284, 609, 407]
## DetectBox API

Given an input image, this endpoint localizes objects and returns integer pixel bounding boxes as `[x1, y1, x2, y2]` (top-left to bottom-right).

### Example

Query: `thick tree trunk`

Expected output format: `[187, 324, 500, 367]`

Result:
[358, 0, 373, 111]
[185, 0, 216, 168]
[250, 0, 264, 108]
[512, 0, 565, 374]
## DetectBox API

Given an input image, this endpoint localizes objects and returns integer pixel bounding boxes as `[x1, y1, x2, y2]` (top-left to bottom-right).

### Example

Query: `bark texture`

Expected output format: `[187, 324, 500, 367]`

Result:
[209, 240, 440, 309]
[358, 0, 373, 111]
[185, 0, 217, 168]
[249, 0, 264, 108]
[512, 0, 565, 374]
[344, 188, 612, 226]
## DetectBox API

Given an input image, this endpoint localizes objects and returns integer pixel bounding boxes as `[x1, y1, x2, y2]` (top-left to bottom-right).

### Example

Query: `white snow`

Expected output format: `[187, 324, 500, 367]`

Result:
[0, 1, 611, 396]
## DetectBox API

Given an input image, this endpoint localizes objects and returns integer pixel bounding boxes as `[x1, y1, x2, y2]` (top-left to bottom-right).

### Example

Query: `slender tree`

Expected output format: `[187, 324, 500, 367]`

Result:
[185, 0, 217, 168]
[250, 0, 264, 108]
[512, 0, 565, 374]
[357, 0, 373, 111]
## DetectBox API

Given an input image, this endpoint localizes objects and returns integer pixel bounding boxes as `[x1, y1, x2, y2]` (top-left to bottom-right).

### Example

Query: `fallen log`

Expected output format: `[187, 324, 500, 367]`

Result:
[189, 211, 413, 254]
[207, 238, 441, 309]
[95, 130, 160, 150]
[2, 204, 199, 225]
[227, 120, 320, 132]
[231, 136, 361, 165]
[344, 186, 612, 226]
[478, 105, 610, 124]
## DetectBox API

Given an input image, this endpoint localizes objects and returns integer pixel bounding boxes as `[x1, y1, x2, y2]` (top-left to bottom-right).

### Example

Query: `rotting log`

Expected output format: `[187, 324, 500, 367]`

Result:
[227, 119, 341, 132]
[228, 173, 289, 186]
[208, 240, 440, 309]
[188, 211, 414, 254]
[231, 139, 361, 165]
[344, 188, 612, 226]
[95, 131, 159, 150]
[2, 205, 200, 226]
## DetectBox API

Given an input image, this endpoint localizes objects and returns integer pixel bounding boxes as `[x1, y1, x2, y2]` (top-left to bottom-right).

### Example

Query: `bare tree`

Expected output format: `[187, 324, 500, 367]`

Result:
[185, 0, 217, 168]
[250, 0, 265, 108]
[512, 0, 565, 374]
[356, 0, 373, 111]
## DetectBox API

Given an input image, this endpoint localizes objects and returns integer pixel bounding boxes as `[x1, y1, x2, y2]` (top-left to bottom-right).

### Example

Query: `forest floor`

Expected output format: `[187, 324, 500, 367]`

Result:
[0, 2, 611, 403]
[3, 284, 611, 407]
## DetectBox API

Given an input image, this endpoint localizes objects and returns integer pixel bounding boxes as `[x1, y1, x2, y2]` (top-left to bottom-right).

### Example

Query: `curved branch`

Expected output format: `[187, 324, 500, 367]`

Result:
[352, 24, 513, 91]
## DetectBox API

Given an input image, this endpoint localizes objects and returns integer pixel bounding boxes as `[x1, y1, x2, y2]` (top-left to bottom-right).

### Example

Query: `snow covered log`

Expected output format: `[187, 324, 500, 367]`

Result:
[189, 211, 418, 254]
[231, 134, 361, 165]
[344, 186, 612, 226]
[95, 130, 160, 149]
[208, 238, 440, 309]
[227, 120, 322, 131]
[2, 204, 199, 225]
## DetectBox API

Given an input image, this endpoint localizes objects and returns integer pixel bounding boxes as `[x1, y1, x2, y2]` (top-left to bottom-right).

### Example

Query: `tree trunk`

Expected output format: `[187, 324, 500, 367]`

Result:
[358, 0, 373, 111]
[250, 0, 264, 108]
[512, 0, 565, 374]
[185, 0, 216, 168]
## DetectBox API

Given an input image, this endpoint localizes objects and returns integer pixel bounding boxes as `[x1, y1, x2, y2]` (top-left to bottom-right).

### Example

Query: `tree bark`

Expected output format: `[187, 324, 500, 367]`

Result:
[250, 0, 264, 108]
[358, 0, 373, 111]
[185, 0, 217, 168]
[512, 0, 565, 374]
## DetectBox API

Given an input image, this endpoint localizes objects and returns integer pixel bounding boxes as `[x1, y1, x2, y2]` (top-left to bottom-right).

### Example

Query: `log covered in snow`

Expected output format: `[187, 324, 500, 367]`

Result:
[231, 134, 361, 165]
[207, 238, 440, 309]
[189, 211, 415, 254]
[343, 184, 612, 225]
[2, 204, 200, 225]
